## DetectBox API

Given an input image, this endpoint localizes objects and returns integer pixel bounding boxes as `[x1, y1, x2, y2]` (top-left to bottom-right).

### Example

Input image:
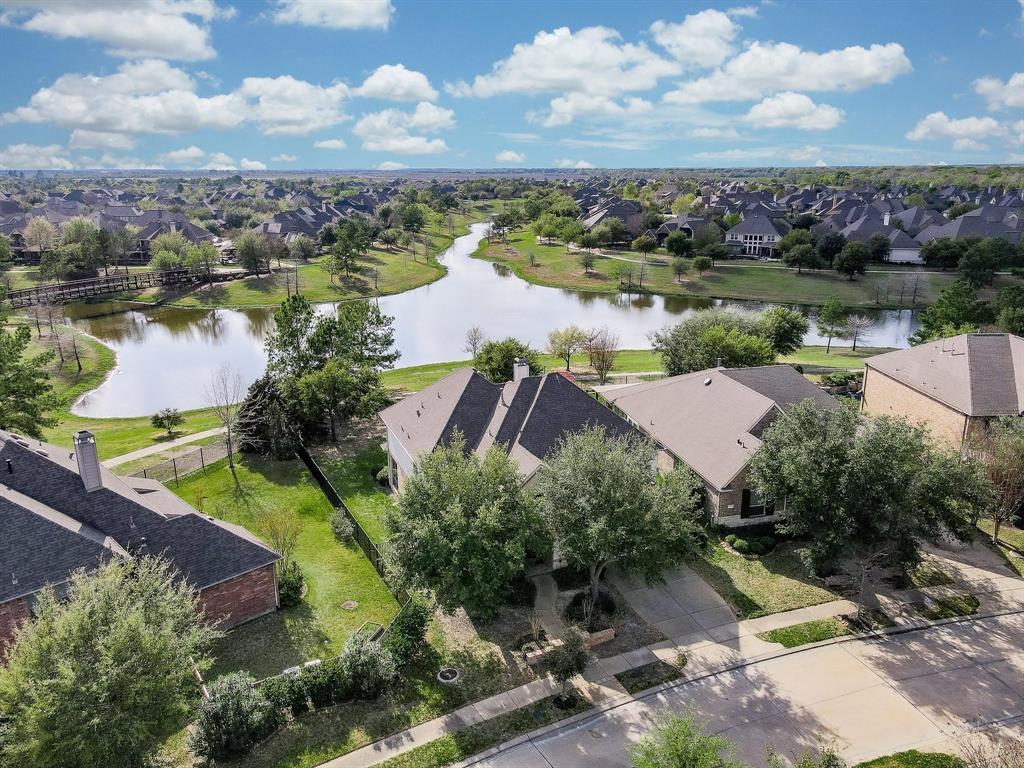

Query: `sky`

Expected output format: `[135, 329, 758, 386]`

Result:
[0, 0, 1022, 171]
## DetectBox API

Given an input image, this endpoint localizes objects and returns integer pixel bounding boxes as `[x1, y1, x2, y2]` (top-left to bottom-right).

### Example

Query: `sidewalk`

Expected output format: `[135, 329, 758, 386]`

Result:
[102, 426, 226, 468]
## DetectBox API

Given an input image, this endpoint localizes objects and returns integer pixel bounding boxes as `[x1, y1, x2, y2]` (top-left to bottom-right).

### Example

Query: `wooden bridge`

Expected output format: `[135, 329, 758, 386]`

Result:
[7, 269, 246, 308]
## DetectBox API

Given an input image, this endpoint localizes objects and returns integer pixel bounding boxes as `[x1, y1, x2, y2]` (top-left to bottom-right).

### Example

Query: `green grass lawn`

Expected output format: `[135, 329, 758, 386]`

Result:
[471, 230, 984, 309]
[916, 593, 980, 621]
[688, 539, 839, 619]
[313, 445, 394, 545]
[173, 454, 400, 680]
[615, 659, 684, 694]
[856, 751, 965, 768]
[757, 617, 854, 648]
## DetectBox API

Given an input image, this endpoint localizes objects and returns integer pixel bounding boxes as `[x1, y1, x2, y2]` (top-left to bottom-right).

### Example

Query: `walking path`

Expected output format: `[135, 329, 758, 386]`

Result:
[102, 426, 226, 468]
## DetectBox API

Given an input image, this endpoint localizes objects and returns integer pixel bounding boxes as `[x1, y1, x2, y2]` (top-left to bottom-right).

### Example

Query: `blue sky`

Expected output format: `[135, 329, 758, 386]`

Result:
[0, 0, 1022, 170]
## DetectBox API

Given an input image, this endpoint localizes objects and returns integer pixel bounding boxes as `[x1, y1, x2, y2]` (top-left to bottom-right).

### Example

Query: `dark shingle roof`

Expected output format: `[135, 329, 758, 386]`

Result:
[721, 365, 841, 411]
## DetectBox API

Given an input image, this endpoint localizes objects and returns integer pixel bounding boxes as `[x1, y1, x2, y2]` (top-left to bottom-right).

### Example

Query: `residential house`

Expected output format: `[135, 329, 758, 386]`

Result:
[598, 365, 840, 526]
[0, 430, 280, 653]
[861, 333, 1024, 448]
[725, 213, 791, 257]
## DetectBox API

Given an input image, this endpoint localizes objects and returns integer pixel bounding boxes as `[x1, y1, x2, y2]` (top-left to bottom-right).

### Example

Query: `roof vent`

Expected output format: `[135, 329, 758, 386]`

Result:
[5, 459, 11, 475]
[704, 378, 712, 386]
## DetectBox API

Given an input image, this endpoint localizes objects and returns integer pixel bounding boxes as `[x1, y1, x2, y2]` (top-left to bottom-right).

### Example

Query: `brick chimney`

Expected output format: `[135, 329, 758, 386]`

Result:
[73, 431, 103, 492]
[513, 357, 530, 382]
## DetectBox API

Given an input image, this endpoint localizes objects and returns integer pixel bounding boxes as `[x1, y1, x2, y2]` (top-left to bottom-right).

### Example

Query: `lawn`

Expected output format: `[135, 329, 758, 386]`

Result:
[615, 659, 685, 694]
[757, 617, 854, 648]
[313, 445, 394, 545]
[172, 454, 401, 680]
[471, 230, 978, 309]
[688, 539, 839, 619]
[856, 751, 965, 768]
[916, 593, 980, 621]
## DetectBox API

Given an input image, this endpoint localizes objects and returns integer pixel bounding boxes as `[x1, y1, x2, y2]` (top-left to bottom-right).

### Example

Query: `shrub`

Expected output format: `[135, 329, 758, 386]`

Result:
[383, 598, 433, 667]
[758, 536, 777, 554]
[190, 672, 282, 761]
[299, 658, 349, 709]
[257, 675, 295, 715]
[338, 634, 397, 699]
[724, 533, 738, 546]
[564, 588, 616, 629]
[330, 509, 354, 540]
[375, 466, 390, 485]
[732, 538, 750, 555]
[747, 538, 766, 556]
[277, 561, 305, 607]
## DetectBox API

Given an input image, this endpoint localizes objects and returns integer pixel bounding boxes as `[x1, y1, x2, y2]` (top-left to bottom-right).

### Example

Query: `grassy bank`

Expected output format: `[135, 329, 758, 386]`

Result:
[471, 230, 990, 309]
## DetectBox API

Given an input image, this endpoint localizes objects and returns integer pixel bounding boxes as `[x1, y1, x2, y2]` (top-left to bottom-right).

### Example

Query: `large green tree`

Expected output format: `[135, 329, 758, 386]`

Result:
[538, 426, 706, 605]
[0, 558, 219, 768]
[0, 306, 57, 438]
[473, 337, 543, 382]
[816, 296, 847, 353]
[834, 241, 869, 280]
[385, 431, 538, 617]
[909, 280, 986, 345]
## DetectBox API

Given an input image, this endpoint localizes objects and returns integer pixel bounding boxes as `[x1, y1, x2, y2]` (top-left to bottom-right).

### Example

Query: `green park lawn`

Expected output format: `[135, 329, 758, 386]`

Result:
[172, 454, 400, 680]
[757, 617, 854, 648]
[856, 752, 965, 768]
[313, 445, 394, 545]
[473, 229, 980, 309]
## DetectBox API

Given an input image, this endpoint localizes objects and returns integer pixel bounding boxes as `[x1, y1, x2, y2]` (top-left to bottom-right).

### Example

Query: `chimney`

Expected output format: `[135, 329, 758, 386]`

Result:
[512, 357, 530, 382]
[883, 211, 891, 226]
[73, 431, 103, 492]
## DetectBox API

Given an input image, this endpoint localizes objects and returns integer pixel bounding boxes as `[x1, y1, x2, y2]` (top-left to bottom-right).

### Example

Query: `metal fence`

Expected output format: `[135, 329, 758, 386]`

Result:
[129, 439, 230, 486]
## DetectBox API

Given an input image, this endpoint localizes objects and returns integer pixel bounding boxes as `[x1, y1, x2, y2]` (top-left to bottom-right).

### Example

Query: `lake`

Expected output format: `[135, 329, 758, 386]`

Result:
[68, 222, 920, 417]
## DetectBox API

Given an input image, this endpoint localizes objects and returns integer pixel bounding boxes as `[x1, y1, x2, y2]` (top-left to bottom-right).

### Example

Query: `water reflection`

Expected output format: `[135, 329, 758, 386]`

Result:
[70, 222, 920, 417]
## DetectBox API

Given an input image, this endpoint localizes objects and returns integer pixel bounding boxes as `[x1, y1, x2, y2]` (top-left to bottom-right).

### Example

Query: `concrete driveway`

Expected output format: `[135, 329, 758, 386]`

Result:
[609, 563, 737, 638]
[465, 612, 1024, 768]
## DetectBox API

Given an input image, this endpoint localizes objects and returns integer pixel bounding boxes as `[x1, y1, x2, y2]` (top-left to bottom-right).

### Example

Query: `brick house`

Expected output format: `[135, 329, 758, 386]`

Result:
[598, 366, 840, 527]
[861, 333, 1024, 448]
[0, 430, 280, 655]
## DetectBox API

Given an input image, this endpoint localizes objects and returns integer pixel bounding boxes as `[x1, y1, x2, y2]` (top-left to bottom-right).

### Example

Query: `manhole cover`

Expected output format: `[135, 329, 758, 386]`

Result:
[589, 729, 605, 739]
[341, 600, 359, 611]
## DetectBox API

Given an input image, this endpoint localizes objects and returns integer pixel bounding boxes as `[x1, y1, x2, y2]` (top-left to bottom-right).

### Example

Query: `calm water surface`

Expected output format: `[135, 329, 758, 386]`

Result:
[69, 222, 920, 417]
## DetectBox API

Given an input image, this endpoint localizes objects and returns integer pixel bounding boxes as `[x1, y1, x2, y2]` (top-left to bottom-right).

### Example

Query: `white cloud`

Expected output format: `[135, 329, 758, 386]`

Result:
[554, 158, 595, 169]
[905, 111, 1007, 149]
[2, 59, 244, 134]
[271, 153, 298, 162]
[160, 145, 207, 164]
[236, 76, 349, 136]
[650, 9, 740, 70]
[497, 131, 541, 142]
[74, 152, 155, 169]
[272, 0, 393, 30]
[9, 0, 225, 61]
[355, 64, 437, 102]
[974, 72, 1024, 110]
[0, 142, 72, 169]
[726, 6, 759, 18]
[744, 92, 843, 130]
[240, 158, 267, 170]
[353, 102, 454, 154]
[203, 151, 236, 170]
[314, 138, 347, 149]
[540, 93, 653, 127]
[159, 144, 241, 168]
[376, 160, 408, 170]
[688, 126, 741, 140]
[446, 26, 679, 98]
[495, 149, 526, 163]
[665, 41, 912, 103]
[692, 145, 823, 163]
[815, 158, 829, 167]
[69, 129, 138, 150]
[1013, 120, 1024, 144]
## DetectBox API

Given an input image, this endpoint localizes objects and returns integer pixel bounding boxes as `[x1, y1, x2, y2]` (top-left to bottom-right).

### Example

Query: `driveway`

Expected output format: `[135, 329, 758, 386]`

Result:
[464, 611, 1024, 768]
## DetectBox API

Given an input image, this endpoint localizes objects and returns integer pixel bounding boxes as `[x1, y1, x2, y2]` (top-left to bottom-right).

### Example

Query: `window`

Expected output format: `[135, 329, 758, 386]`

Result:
[741, 487, 774, 519]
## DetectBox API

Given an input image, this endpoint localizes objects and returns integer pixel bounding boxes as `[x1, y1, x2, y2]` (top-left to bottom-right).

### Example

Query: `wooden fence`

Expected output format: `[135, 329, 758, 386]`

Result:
[7, 268, 247, 307]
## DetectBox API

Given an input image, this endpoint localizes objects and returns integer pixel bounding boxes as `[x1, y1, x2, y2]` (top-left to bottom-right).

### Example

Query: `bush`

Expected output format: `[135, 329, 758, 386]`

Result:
[758, 536, 777, 554]
[299, 658, 349, 709]
[257, 675, 296, 715]
[732, 538, 750, 555]
[383, 598, 433, 667]
[564, 588, 616, 629]
[337, 634, 397, 699]
[724, 533, 738, 546]
[190, 672, 282, 761]
[277, 561, 305, 607]
[747, 538, 766, 556]
[330, 509, 354, 540]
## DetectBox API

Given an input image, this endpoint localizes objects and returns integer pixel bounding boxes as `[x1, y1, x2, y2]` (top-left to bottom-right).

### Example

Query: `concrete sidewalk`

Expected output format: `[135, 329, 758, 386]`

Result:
[102, 427, 225, 468]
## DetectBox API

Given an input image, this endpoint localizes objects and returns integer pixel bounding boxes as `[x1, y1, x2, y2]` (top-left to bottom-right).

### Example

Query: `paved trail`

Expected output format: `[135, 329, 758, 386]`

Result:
[102, 427, 226, 468]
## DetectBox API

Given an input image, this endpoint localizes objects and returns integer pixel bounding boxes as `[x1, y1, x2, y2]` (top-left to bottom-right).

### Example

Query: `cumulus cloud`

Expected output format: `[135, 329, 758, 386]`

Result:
[650, 9, 740, 70]
[272, 0, 393, 30]
[74, 152, 156, 169]
[355, 64, 437, 101]
[743, 92, 843, 130]
[446, 26, 678, 98]
[7, 0, 227, 61]
[665, 41, 912, 103]
[236, 76, 349, 135]
[539, 93, 653, 127]
[271, 153, 298, 162]
[160, 145, 207, 164]
[314, 138, 347, 149]
[159, 145, 238, 169]
[376, 160, 408, 170]
[974, 72, 1024, 110]
[240, 158, 267, 170]
[692, 145, 824, 163]
[554, 158, 595, 169]
[0, 142, 73, 169]
[495, 149, 526, 163]
[203, 151, 236, 170]
[688, 126, 741, 140]
[905, 112, 1007, 150]
[353, 102, 454, 154]
[69, 129, 138, 150]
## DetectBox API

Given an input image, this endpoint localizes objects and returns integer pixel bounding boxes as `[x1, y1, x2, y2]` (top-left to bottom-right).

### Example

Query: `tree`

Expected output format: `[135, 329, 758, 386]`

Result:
[777, 228, 813, 255]
[650, 308, 791, 375]
[817, 296, 847, 353]
[538, 426, 706, 606]
[149, 231, 188, 260]
[630, 712, 742, 768]
[290, 234, 317, 261]
[910, 281, 985, 345]
[205, 364, 247, 490]
[946, 201, 978, 219]
[235, 232, 270, 276]
[783, 243, 822, 274]
[971, 418, 1024, 545]
[546, 325, 589, 371]
[866, 232, 892, 263]
[757, 306, 809, 355]
[632, 233, 658, 261]
[385, 431, 537, 617]
[578, 249, 596, 273]
[665, 230, 695, 259]
[189, 672, 281, 762]
[149, 249, 182, 272]
[601, 217, 630, 245]
[959, 239, 1003, 287]
[24, 217, 56, 253]
[921, 237, 964, 271]
[547, 628, 588, 701]
[693, 223, 723, 250]
[108, 224, 139, 271]
[255, 506, 303, 571]
[692, 255, 713, 275]
[0, 234, 11, 278]
[0, 557, 219, 768]
[151, 407, 184, 436]
[835, 241, 869, 280]
[699, 243, 729, 266]
[578, 231, 598, 252]
[184, 241, 218, 285]
[291, 359, 388, 442]
[399, 201, 425, 234]
[845, 314, 875, 351]
[816, 231, 846, 266]
[672, 257, 689, 282]
[473, 337, 543, 382]
[464, 325, 486, 358]
[0, 309, 57, 438]
[587, 326, 619, 385]
[329, 234, 358, 275]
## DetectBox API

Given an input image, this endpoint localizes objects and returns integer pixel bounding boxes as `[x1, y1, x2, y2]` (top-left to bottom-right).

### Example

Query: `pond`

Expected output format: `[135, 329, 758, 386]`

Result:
[68, 222, 920, 417]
